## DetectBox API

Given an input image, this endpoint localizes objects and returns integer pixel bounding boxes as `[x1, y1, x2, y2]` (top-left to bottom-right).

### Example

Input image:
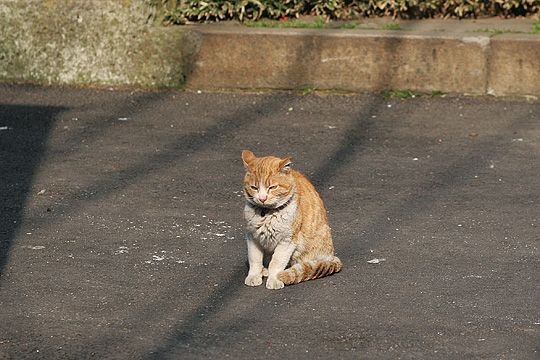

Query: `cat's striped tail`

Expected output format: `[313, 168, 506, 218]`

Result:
[278, 256, 342, 285]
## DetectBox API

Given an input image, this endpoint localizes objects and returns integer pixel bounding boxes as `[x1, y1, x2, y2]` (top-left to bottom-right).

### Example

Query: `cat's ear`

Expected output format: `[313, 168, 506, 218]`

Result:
[241, 150, 256, 169]
[279, 157, 292, 174]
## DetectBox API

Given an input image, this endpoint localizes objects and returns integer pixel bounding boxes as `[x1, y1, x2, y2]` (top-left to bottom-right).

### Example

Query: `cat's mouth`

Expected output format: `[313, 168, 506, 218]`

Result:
[245, 195, 277, 209]
[249, 195, 293, 210]
[252, 199, 277, 208]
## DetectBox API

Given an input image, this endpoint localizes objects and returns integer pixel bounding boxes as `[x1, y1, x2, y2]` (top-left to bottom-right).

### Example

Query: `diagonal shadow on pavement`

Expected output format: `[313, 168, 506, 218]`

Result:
[0, 104, 64, 277]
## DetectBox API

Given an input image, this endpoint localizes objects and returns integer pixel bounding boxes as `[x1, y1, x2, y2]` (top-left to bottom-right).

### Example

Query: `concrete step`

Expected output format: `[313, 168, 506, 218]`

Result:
[184, 19, 540, 97]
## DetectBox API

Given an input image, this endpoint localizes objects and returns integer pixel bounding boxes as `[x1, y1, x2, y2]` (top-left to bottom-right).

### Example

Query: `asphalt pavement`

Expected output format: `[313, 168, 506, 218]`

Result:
[0, 84, 538, 359]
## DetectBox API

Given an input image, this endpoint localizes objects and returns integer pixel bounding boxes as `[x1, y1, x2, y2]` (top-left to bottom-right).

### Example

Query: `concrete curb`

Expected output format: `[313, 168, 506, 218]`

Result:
[489, 35, 540, 96]
[184, 26, 540, 97]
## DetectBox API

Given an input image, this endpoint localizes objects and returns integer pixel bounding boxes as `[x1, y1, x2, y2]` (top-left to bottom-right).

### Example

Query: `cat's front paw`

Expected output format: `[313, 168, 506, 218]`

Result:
[266, 277, 285, 290]
[244, 274, 263, 287]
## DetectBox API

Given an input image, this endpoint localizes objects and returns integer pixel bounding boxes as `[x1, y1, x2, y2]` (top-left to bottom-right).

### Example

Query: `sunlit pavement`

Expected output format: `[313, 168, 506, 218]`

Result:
[1, 84, 538, 359]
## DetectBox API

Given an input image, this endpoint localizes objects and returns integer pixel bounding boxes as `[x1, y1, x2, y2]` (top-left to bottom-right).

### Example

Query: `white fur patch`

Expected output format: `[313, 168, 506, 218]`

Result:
[244, 197, 297, 252]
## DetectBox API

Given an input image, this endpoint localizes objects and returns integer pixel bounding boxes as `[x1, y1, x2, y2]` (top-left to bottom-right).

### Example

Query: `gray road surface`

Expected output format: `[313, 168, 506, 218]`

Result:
[0, 84, 538, 359]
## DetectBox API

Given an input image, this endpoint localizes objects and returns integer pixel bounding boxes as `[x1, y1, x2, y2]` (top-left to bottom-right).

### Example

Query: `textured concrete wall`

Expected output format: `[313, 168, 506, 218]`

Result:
[0, 0, 195, 87]
[489, 35, 540, 96]
[183, 27, 540, 96]
[185, 28, 490, 94]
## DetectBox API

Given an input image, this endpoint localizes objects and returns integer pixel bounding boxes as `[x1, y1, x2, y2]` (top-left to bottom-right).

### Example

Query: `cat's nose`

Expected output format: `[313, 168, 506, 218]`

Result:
[258, 194, 267, 203]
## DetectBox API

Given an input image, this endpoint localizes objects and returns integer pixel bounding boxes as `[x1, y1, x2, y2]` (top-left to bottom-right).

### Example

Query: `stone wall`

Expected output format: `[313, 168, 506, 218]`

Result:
[0, 0, 195, 87]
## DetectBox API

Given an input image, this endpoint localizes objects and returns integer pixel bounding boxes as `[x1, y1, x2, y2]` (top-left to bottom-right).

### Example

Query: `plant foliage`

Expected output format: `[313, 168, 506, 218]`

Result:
[161, 0, 540, 24]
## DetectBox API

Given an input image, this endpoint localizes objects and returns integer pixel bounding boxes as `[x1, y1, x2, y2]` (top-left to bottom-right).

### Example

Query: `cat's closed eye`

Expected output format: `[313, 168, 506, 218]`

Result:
[268, 185, 278, 190]
[250, 185, 258, 190]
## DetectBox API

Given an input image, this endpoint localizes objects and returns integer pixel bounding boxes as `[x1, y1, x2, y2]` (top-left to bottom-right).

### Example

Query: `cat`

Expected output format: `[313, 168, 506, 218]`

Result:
[241, 149, 342, 289]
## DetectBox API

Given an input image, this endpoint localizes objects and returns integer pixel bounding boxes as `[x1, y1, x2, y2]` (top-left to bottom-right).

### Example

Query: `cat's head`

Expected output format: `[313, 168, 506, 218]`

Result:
[241, 150, 295, 208]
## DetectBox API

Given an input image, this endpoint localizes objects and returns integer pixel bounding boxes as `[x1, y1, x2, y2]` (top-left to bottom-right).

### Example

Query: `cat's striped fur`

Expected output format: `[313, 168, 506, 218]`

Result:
[242, 150, 342, 289]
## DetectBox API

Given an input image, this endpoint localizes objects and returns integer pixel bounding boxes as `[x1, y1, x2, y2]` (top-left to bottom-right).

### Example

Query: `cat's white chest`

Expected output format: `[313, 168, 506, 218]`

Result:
[244, 201, 297, 252]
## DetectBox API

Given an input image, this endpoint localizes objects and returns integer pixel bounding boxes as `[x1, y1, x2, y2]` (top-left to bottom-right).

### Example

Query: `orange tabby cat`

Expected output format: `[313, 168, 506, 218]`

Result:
[241, 150, 342, 289]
